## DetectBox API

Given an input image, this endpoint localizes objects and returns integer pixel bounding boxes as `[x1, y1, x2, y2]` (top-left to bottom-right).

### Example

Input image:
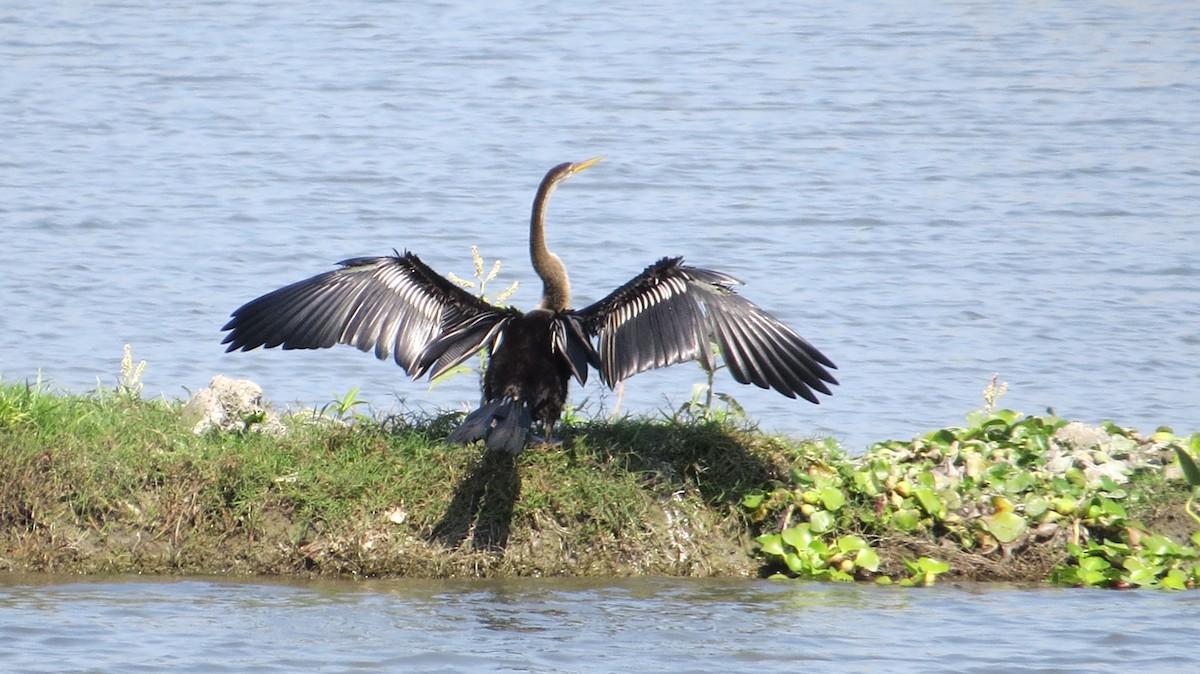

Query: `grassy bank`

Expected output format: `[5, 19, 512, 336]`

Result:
[1, 378, 1198, 588]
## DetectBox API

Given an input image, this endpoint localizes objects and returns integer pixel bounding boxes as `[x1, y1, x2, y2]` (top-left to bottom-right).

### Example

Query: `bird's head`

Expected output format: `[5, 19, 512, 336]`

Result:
[542, 156, 604, 190]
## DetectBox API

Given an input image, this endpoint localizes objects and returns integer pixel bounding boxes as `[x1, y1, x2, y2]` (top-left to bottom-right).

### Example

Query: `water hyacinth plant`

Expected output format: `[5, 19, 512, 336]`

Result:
[747, 396, 1200, 588]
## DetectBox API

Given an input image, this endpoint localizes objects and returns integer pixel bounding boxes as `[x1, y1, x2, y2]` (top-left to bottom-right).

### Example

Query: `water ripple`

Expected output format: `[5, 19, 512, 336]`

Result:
[1, 1, 1197, 453]
[3, 578, 1198, 673]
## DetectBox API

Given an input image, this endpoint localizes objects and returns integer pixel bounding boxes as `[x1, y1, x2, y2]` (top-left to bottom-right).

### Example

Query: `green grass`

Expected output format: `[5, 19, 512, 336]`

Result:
[2, 378, 1197, 587]
[0, 380, 795, 577]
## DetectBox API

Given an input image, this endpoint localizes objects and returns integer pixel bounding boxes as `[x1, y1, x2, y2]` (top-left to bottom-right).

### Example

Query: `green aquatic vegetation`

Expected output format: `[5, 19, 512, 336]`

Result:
[899, 557, 951, 587]
[1042, 430, 1200, 589]
[747, 397, 1200, 588]
[746, 449, 887, 582]
[746, 458, 881, 582]
[754, 524, 879, 582]
[1050, 534, 1200, 590]
[1047, 437, 1200, 589]
[980, 496, 1027, 544]
[1174, 437, 1200, 527]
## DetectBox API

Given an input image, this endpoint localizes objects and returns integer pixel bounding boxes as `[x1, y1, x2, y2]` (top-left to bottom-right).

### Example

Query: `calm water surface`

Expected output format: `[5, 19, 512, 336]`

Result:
[1, 575, 1198, 673]
[2, 1, 1198, 449]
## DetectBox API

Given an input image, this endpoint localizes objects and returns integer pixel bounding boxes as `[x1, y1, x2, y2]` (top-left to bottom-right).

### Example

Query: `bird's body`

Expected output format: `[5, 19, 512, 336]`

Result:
[222, 158, 838, 451]
[477, 309, 571, 442]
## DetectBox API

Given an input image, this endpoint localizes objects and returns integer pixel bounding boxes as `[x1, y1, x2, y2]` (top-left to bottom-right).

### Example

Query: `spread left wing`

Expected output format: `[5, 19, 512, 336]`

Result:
[576, 257, 838, 402]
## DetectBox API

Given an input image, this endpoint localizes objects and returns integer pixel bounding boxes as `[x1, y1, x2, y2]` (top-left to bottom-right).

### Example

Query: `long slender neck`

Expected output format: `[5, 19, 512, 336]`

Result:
[530, 174, 570, 312]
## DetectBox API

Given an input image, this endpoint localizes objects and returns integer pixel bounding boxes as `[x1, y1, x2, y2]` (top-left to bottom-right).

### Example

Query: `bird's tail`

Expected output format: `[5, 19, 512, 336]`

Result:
[447, 395, 533, 454]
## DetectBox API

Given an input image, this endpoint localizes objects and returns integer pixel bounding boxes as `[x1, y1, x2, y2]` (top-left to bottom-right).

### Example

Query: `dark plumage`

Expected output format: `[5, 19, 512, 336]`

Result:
[222, 158, 838, 452]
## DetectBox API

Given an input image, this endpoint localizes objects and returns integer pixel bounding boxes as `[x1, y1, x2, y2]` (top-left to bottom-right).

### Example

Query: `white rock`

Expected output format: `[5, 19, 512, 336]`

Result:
[183, 375, 285, 436]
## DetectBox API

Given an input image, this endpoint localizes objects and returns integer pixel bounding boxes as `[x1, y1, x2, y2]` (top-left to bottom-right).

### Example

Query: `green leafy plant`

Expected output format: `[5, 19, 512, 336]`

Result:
[754, 523, 880, 582]
[323, 386, 370, 423]
[744, 377, 1200, 588]
[899, 557, 951, 586]
[747, 454, 886, 582]
[1050, 535, 1200, 590]
[1174, 436, 1200, 526]
[1044, 430, 1200, 589]
[675, 348, 745, 424]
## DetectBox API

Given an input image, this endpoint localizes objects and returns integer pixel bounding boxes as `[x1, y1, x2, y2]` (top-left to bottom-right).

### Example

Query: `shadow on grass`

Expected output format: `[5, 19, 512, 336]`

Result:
[567, 417, 801, 507]
[426, 417, 813, 556]
[429, 450, 520, 552]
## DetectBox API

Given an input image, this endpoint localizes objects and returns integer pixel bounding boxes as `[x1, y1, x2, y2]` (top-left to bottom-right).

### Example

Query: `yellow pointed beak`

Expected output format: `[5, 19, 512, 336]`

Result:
[570, 156, 604, 174]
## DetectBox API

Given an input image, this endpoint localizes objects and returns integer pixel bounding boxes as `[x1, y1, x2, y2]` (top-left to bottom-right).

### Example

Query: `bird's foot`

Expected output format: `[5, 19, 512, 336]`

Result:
[529, 433, 562, 447]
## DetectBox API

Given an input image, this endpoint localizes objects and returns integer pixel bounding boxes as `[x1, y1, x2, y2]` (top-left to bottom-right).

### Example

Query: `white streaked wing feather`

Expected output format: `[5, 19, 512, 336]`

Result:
[223, 253, 499, 378]
[578, 257, 837, 400]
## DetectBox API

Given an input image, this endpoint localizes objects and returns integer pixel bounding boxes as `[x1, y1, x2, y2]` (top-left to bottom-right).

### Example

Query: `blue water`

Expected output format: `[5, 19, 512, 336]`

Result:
[1, 576, 1198, 674]
[3, 2, 1200, 668]
[2, 1, 1198, 451]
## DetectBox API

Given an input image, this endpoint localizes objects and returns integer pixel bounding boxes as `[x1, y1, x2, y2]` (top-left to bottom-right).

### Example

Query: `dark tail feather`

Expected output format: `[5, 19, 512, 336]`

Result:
[447, 396, 533, 454]
[488, 401, 532, 453]
[447, 398, 505, 445]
